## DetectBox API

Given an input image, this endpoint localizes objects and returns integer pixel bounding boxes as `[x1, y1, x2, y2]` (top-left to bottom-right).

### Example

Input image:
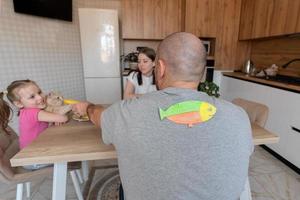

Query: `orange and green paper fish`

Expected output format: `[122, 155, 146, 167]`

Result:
[159, 101, 217, 127]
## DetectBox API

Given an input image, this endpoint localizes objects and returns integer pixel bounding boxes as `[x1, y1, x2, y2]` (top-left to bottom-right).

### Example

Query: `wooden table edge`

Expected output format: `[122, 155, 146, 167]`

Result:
[11, 151, 117, 166]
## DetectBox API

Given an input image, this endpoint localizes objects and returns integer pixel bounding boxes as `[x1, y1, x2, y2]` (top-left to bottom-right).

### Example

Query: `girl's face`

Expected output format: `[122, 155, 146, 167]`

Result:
[14, 84, 46, 109]
[138, 53, 155, 76]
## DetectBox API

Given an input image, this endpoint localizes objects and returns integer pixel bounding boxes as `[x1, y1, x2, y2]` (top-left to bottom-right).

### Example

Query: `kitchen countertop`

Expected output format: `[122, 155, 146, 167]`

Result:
[122, 69, 132, 76]
[223, 72, 300, 93]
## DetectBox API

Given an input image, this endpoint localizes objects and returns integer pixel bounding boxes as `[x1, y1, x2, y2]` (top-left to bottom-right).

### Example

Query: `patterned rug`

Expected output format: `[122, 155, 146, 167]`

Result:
[83, 165, 121, 200]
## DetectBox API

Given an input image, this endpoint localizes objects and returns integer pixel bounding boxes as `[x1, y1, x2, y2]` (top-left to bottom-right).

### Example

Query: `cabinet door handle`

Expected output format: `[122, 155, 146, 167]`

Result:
[291, 126, 300, 133]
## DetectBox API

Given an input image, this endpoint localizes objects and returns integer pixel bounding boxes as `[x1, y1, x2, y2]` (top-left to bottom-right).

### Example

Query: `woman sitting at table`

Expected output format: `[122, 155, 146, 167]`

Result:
[123, 47, 157, 99]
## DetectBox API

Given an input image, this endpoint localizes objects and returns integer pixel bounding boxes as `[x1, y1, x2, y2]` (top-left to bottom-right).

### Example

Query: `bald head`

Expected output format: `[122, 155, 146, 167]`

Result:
[156, 32, 207, 83]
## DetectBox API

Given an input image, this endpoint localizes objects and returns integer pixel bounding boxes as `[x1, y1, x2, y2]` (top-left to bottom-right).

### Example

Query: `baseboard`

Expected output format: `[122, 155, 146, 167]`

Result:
[260, 145, 300, 175]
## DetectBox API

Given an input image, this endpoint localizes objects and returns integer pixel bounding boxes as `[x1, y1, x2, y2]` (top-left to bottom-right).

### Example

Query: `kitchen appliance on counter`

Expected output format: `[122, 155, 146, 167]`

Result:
[242, 59, 254, 74]
[79, 8, 121, 104]
[123, 52, 138, 70]
[202, 40, 211, 55]
[201, 59, 215, 82]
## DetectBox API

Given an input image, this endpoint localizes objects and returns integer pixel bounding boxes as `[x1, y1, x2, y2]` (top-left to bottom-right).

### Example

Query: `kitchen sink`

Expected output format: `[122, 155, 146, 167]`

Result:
[266, 75, 300, 85]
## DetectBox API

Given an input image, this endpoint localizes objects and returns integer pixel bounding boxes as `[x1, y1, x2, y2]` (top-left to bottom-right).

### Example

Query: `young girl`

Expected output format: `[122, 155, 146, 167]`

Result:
[0, 80, 68, 169]
[123, 47, 157, 99]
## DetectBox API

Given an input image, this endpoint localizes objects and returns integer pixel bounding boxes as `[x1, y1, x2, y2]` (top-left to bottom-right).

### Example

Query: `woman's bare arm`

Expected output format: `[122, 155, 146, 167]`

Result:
[123, 80, 139, 99]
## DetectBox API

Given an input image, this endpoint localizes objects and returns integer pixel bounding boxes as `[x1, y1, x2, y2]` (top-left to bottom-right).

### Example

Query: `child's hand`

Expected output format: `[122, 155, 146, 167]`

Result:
[54, 121, 66, 126]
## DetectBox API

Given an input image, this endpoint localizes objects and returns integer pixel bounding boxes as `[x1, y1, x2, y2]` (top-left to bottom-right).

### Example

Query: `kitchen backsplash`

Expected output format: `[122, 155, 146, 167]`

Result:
[250, 37, 300, 77]
[0, 0, 121, 131]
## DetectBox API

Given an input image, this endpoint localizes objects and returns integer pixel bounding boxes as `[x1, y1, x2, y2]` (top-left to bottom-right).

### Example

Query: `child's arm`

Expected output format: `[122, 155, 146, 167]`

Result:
[38, 110, 68, 123]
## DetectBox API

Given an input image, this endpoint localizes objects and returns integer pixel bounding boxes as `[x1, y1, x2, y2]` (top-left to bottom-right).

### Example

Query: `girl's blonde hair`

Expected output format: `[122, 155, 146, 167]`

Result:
[6, 79, 37, 102]
[0, 79, 37, 134]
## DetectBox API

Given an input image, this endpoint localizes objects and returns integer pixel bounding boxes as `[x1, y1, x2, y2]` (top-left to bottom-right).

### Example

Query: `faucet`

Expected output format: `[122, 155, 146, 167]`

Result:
[282, 58, 300, 68]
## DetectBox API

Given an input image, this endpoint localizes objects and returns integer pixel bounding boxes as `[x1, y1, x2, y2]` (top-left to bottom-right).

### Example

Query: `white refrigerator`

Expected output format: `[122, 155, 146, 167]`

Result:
[78, 8, 121, 104]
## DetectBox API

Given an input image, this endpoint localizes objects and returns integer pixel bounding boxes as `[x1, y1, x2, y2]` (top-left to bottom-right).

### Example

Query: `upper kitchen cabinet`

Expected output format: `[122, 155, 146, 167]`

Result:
[185, 0, 220, 38]
[184, 0, 251, 70]
[239, 0, 300, 40]
[215, 0, 251, 69]
[122, 0, 183, 39]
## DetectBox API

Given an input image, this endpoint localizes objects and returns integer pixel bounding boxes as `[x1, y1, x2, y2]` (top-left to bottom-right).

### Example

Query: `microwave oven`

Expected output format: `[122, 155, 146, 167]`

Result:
[202, 40, 210, 55]
[201, 59, 214, 83]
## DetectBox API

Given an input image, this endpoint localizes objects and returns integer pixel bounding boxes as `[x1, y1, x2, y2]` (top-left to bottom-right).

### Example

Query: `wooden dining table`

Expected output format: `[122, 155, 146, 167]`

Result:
[10, 120, 116, 200]
[10, 120, 279, 200]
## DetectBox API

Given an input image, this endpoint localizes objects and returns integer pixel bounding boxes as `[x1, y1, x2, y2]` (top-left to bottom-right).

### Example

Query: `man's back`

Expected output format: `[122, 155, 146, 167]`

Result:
[101, 87, 253, 200]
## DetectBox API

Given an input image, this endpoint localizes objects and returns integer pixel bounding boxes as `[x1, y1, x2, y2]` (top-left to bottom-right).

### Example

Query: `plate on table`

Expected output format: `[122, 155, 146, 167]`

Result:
[72, 114, 89, 122]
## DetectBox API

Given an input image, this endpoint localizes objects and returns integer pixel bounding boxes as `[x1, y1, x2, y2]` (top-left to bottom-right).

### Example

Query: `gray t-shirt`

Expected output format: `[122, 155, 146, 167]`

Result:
[101, 87, 253, 200]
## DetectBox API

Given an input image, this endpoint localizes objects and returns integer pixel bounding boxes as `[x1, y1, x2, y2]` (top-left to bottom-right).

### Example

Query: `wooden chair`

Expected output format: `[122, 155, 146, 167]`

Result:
[232, 98, 269, 200]
[232, 98, 269, 127]
[0, 126, 84, 200]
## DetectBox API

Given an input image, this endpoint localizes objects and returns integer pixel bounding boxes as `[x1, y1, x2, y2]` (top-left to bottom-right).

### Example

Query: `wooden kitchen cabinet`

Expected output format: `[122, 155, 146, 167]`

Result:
[185, 0, 220, 38]
[121, 0, 183, 39]
[220, 76, 287, 159]
[185, 0, 251, 70]
[239, 0, 300, 40]
[214, 0, 251, 70]
[122, 0, 251, 70]
[284, 93, 300, 168]
[221, 76, 300, 169]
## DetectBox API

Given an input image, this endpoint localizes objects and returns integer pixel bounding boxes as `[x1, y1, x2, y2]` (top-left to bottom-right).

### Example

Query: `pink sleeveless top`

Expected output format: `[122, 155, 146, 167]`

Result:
[19, 108, 48, 149]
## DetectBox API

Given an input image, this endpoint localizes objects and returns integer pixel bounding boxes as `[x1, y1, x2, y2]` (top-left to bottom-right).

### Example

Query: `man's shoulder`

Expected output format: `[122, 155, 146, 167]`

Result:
[214, 98, 250, 125]
[215, 98, 245, 112]
[104, 92, 161, 113]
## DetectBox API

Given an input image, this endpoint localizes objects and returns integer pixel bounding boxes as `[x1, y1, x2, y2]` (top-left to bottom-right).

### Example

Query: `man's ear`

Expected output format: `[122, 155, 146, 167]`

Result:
[13, 100, 24, 109]
[157, 59, 166, 78]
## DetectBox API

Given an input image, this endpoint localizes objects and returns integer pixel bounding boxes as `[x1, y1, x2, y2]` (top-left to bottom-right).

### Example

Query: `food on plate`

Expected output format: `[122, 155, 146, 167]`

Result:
[72, 114, 89, 122]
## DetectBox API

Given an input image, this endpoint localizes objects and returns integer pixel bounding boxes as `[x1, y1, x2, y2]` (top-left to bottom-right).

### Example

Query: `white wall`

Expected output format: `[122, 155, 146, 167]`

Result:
[213, 70, 233, 89]
[0, 0, 121, 131]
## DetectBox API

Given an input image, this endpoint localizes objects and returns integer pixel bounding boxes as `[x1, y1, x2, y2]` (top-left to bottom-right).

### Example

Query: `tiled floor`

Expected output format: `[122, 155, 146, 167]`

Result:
[249, 147, 300, 200]
[1, 147, 299, 200]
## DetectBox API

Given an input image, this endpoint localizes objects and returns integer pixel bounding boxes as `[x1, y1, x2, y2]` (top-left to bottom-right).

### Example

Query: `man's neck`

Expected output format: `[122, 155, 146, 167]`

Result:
[163, 81, 199, 90]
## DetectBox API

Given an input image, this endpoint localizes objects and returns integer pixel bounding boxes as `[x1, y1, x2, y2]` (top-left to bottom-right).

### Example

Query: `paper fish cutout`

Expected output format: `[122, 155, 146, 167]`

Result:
[159, 101, 217, 127]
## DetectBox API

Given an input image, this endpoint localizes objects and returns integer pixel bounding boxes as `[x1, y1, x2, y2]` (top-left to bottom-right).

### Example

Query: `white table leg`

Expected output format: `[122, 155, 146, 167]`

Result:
[81, 161, 89, 181]
[16, 183, 23, 200]
[52, 162, 67, 200]
[25, 182, 30, 198]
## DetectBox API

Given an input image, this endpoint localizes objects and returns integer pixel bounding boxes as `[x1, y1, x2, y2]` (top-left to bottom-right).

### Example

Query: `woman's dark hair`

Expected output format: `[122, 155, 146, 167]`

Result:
[136, 47, 156, 85]
[0, 92, 12, 134]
